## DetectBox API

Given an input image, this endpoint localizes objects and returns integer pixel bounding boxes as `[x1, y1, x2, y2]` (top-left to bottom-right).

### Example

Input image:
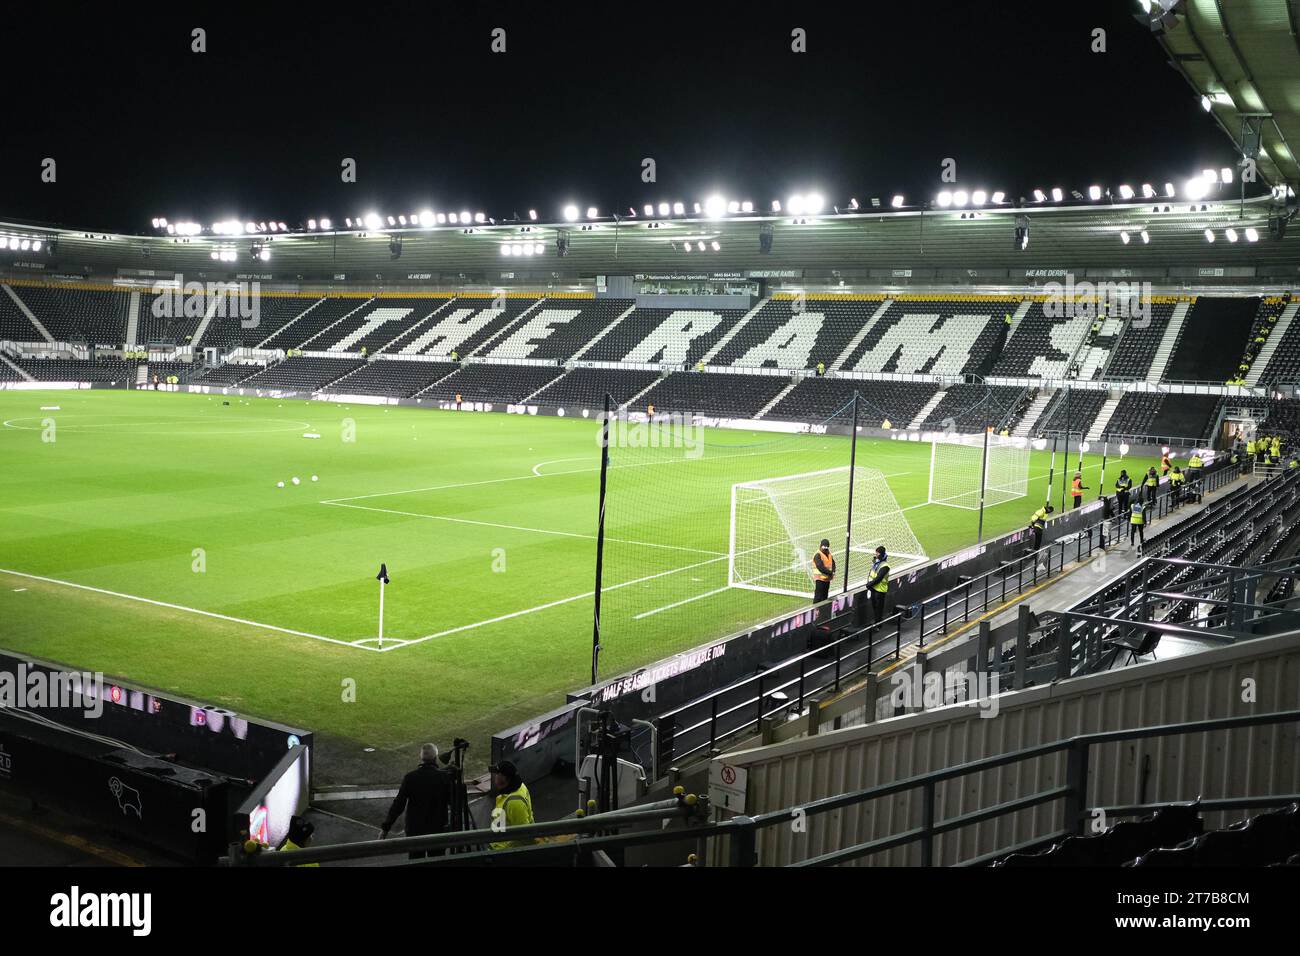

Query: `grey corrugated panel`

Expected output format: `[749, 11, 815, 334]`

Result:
[715, 630, 1300, 866]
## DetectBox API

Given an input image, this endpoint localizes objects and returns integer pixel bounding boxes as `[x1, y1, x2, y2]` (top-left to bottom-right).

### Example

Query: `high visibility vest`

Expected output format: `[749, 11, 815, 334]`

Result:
[1071, 478, 1083, 497]
[813, 551, 835, 582]
[1130, 504, 1145, 526]
[491, 784, 536, 850]
[279, 838, 319, 867]
[1030, 507, 1049, 530]
[1170, 472, 1185, 486]
[870, 561, 890, 594]
[1160, 456, 1170, 471]
[1145, 473, 1158, 487]
[1247, 441, 1256, 455]
[1115, 476, 1132, 491]
[1189, 456, 1203, 469]
[1291, 459, 1299, 470]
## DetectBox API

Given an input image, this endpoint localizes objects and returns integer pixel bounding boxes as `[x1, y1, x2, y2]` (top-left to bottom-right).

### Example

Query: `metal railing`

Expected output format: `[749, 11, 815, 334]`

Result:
[224, 711, 1300, 867]
[653, 462, 1246, 768]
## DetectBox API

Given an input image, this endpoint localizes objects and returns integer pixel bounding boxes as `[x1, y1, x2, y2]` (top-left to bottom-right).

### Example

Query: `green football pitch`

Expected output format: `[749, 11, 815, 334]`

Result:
[0, 389, 1158, 772]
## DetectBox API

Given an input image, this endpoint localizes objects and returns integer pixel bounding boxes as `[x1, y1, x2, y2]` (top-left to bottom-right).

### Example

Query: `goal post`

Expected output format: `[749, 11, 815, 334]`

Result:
[728, 465, 927, 598]
[927, 432, 1030, 510]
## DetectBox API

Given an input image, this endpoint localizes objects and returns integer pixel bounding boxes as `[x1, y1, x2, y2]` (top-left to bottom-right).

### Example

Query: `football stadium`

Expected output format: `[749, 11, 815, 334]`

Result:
[1, 0, 1299, 917]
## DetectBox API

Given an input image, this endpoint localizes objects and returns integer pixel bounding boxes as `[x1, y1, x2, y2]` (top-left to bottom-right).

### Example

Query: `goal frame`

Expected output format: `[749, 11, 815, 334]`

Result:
[927, 432, 1030, 511]
[728, 465, 928, 598]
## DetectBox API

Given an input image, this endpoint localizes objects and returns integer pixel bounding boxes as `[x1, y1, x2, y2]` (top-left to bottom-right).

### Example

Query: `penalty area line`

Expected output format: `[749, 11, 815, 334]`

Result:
[379, 552, 728, 651]
[0, 568, 370, 652]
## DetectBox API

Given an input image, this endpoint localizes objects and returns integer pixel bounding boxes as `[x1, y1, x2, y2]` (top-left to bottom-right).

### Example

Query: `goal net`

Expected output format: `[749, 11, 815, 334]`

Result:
[927, 432, 1030, 510]
[729, 465, 927, 598]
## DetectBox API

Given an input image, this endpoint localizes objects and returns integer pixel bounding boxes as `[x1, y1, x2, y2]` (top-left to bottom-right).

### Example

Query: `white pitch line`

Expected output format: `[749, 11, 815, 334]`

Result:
[326, 449, 886, 505]
[0, 567, 369, 652]
[378, 553, 729, 651]
[323, 500, 724, 556]
[632, 585, 731, 620]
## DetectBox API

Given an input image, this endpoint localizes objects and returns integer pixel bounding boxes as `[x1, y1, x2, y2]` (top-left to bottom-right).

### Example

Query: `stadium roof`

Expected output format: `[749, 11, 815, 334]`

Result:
[1153, 0, 1300, 188]
[2, 194, 1297, 284]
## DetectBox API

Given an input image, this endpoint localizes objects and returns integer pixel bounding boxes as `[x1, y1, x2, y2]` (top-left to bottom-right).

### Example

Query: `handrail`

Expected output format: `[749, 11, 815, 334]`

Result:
[654, 460, 1246, 767]
[225, 710, 1300, 867]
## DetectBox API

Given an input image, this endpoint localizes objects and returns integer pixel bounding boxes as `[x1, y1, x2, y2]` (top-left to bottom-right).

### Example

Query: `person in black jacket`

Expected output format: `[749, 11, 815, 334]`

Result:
[381, 743, 453, 858]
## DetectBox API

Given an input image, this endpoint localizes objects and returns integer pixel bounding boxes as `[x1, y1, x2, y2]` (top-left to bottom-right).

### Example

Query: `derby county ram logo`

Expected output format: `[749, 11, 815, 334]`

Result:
[108, 777, 143, 818]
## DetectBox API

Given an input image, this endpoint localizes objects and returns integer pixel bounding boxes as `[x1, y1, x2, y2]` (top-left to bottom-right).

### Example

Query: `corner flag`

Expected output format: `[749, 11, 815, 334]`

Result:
[376, 563, 390, 647]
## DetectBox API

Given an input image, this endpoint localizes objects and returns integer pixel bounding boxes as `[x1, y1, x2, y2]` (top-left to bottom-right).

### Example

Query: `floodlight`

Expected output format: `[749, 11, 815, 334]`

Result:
[1245, 227, 1259, 242]
[1119, 185, 1134, 199]
[727, 200, 740, 214]
[787, 194, 805, 215]
[1140, 230, 1150, 243]
[1088, 186, 1102, 200]
[1051, 187, 1063, 202]
[1220, 167, 1233, 184]
[937, 191, 953, 207]
[1164, 183, 1176, 197]
[364, 213, 381, 230]
[1120, 231, 1130, 244]
[891, 195, 905, 208]
[1204, 228, 1215, 242]
[31, 240, 41, 252]
[419, 210, 435, 227]
[711, 240, 720, 250]
[534, 243, 544, 254]
[1226, 228, 1238, 242]
[806, 193, 824, 214]
[657, 202, 670, 217]
[586, 207, 598, 219]
[1141, 184, 1156, 198]
[1033, 189, 1046, 202]
[991, 191, 1005, 204]
[741, 201, 753, 213]
[953, 190, 968, 206]
[459, 211, 471, 224]
[972, 190, 987, 205]
[1184, 178, 1210, 200]
[501, 245, 512, 256]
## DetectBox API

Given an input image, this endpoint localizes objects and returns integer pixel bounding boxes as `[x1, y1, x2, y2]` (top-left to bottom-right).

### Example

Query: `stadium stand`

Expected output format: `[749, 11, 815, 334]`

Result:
[1164, 296, 1260, 382]
[582, 306, 745, 365]
[190, 363, 265, 386]
[13, 356, 138, 382]
[204, 294, 325, 350]
[305, 297, 447, 353]
[1146, 393, 1222, 442]
[766, 378, 940, 426]
[837, 297, 1012, 376]
[478, 298, 632, 362]
[237, 356, 366, 391]
[635, 370, 794, 418]
[258, 297, 366, 350]
[527, 366, 662, 409]
[418, 363, 566, 404]
[710, 297, 865, 370]
[991, 303, 1091, 378]
[920, 383, 1027, 431]
[8, 284, 130, 346]
[381, 296, 536, 357]
[1101, 301, 1179, 379]
[1035, 388, 1109, 436]
[0, 288, 46, 341]
[1103, 391, 1165, 439]
[325, 359, 459, 397]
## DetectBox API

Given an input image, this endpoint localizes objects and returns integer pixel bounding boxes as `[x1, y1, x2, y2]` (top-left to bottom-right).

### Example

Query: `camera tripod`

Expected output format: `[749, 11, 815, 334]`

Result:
[438, 738, 481, 851]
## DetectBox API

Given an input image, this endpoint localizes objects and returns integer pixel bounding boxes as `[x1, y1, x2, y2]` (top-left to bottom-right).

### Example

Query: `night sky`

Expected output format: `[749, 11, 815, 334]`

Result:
[0, 0, 1234, 233]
